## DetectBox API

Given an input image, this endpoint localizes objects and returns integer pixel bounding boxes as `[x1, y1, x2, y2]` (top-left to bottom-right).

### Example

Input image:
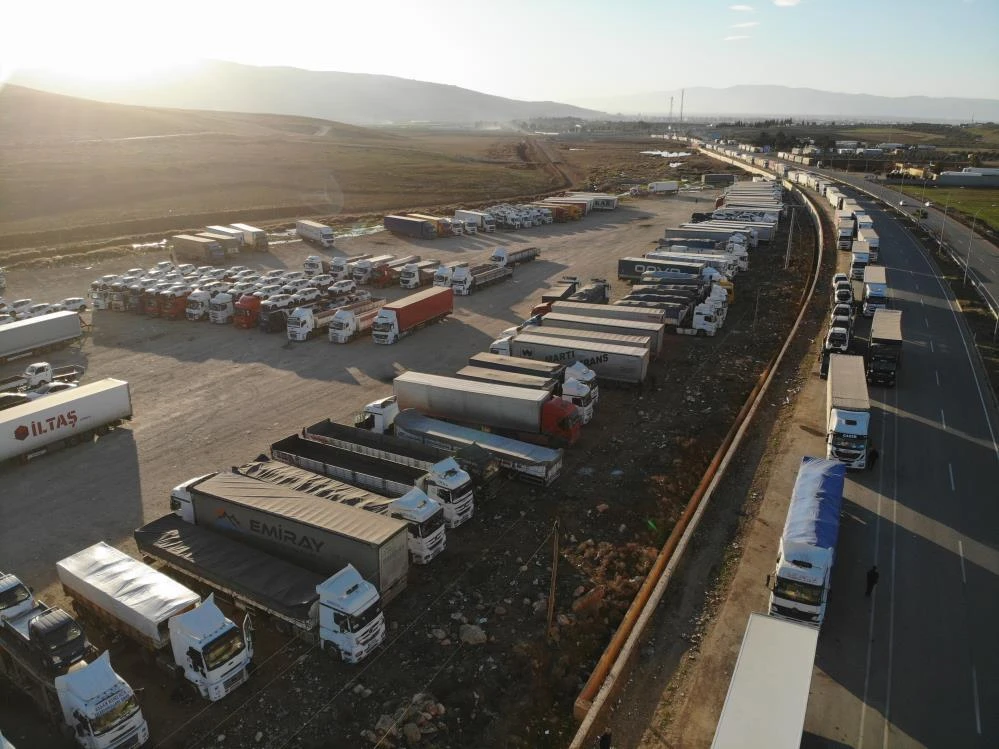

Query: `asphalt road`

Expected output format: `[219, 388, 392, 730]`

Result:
[804, 187, 999, 748]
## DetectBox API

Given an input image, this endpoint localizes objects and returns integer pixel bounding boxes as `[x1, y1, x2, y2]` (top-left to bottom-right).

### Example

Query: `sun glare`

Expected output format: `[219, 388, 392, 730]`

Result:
[24, 52, 193, 82]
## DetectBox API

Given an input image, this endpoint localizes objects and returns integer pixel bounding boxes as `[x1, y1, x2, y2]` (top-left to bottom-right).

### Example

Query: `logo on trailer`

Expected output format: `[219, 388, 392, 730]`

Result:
[14, 425, 29, 441]
[214, 510, 243, 530]
[15, 410, 79, 440]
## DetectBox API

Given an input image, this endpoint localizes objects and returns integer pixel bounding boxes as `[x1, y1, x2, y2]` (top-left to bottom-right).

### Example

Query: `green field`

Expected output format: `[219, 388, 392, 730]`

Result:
[899, 185, 999, 233]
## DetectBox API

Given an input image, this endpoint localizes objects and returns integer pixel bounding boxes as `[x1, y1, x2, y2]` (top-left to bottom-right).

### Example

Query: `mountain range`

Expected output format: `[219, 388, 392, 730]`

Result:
[9, 61, 999, 124]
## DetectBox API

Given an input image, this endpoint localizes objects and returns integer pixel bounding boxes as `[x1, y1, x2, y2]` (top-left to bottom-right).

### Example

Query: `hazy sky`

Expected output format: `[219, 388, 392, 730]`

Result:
[3, 0, 998, 103]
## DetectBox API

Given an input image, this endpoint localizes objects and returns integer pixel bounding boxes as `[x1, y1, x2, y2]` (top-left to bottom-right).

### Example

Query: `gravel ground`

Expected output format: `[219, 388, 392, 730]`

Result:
[0, 189, 810, 748]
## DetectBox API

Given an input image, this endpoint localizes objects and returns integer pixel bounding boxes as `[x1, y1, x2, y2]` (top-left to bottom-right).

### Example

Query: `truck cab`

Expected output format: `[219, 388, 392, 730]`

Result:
[55, 652, 149, 749]
[850, 251, 870, 280]
[414, 457, 475, 528]
[768, 540, 834, 627]
[433, 263, 467, 287]
[2, 601, 91, 674]
[208, 293, 235, 324]
[233, 294, 262, 328]
[168, 595, 253, 701]
[185, 290, 212, 321]
[387, 489, 447, 565]
[317, 565, 386, 664]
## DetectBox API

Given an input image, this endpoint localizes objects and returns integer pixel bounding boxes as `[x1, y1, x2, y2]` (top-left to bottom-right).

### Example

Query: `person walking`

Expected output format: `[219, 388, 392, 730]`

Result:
[865, 565, 880, 597]
[868, 447, 880, 470]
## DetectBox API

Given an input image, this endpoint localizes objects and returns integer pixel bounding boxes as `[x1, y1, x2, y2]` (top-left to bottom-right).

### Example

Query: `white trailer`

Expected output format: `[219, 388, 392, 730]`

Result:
[711, 614, 818, 749]
[296, 220, 335, 248]
[454, 210, 496, 233]
[1, 311, 83, 364]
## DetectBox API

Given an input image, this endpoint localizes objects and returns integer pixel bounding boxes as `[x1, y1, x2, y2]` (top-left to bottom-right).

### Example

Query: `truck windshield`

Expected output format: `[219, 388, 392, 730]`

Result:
[774, 576, 824, 607]
[832, 433, 866, 451]
[91, 695, 141, 736]
[867, 294, 887, 305]
[203, 625, 246, 671]
[0, 583, 31, 612]
[288, 318, 305, 328]
[45, 620, 85, 652]
[371, 321, 392, 332]
[416, 509, 446, 538]
[345, 601, 382, 633]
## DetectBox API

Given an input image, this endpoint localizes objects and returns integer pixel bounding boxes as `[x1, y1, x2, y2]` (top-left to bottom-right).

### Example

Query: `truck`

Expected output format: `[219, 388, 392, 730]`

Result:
[303, 256, 332, 277]
[205, 225, 246, 247]
[490, 247, 539, 267]
[234, 458, 447, 565]
[862, 265, 888, 317]
[159, 287, 191, 320]
[527, 312, 665, 355]
[1, 312, 83, 365]
[399, 260, 441, 289]
[468, 350, 598, 409]
[568, 278, 612, 305]
[826, 354, 870, 470]
[328, 298, 387, 343]
[867, 309, 902, 387]
[664, 226, 754, 248]
[766, 457, 846, 628]
[0, 362, 84, 393]
[1, 378, 132, 464]
[233, 294, 263, 329]
[300, 421, 476, 524]
[856, 227, 880, 262]
[296, 220, 335, 249]
[56, 543, 254, 701]
[550, 300, 666, 326]
[407, 214, 457, 237]
[208, 292, 236, 324]
[453, 365, 593, 424]
[170, 234, 225, 264]
[257, 294, 296, 333]
[711, 614, 819, 749]
[617, 257, 725, 284]
[352, 255, 396, 285]
[489, 333, 649, 385]
[390, 371, 582, 447]
[383, 215, 436, 240]
[850, 247, 871, 280]
[517, 325, 655, 364]
[329, 254, 372, 281]
[432, 262, 468, 287]
[647, 250, 740, 277]
[450, 263, 513, 295]
[170, 472, 410, 603]
[230, 223, 268, 249]
[360, 406, 563, 486]
[648, 181, 680, 194]
[134, 515, 386, 662]
[530, 277, 581, 316]
[368, 255, 422, 288]
[454, 209, 496, 233]
[616, 298, 720, 336]
[287, 304, 347, 341]
[197, 232, 241, 257]
[371, 287, 453, 345]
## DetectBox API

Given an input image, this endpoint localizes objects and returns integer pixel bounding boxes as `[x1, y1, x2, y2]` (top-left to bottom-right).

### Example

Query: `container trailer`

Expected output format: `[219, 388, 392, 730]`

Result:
[371, 287, 453, 344]
[296, 220, 335, 248]
[1, 311, 83, 364]
[383, 215, 435, 240]
[867, 309, 902, 387]
[328, 298, 387, 343]
[489, 333, 649, 385]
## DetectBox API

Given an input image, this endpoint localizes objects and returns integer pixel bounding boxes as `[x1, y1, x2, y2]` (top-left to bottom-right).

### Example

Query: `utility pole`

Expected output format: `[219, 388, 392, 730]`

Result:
[679, 89, 685, 123]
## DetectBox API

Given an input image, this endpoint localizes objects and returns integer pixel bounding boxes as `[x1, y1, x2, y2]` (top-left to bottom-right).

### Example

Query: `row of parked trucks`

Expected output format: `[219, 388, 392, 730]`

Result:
[169, 222, 269, 264]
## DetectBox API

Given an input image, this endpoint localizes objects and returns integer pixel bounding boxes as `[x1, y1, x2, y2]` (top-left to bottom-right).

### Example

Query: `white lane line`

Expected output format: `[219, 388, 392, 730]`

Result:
[883, 403, 900, 749]
[941, 410, 947, 430]
[972, 667, 982, 734]
[925, 316, 930, 328]
[920, 297, 925, 306]
[930, 340, 935, 353]
[949, 463, 956, 491]
[958, 540, 967, 583]
[936, 370, 941, 386]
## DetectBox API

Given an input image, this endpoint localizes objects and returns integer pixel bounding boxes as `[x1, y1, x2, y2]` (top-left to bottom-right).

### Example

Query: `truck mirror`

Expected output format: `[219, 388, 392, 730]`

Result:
[765, 575, 771, 589]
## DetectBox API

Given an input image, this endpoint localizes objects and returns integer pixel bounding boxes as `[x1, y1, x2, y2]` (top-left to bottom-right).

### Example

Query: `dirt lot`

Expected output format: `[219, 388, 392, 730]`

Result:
[0, 185, 813, 748]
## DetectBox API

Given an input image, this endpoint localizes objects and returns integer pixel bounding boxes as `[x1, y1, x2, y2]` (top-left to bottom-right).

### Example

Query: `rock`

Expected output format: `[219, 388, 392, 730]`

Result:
[254, 732, 263, 743]
[532, 598, 548, 614]
[610, 469, 624, 477]
[216, 736, 225, 744]
[571, 586, 605, 617]
[557, 613, 571, 626]
[353, 683, 366, 695]
[361, 729, 378, 744]
[459, 624, 487, 645]
[431, 628, 447, 640]
[375, 714, 397, 735]
[403, 722, 422, 745]
[573, 585, 586, 597]
[436, 703, 446, 716]
[596, 503, 609, 513]
[494, 605, 506, 616]
[450, 612, 466, 622]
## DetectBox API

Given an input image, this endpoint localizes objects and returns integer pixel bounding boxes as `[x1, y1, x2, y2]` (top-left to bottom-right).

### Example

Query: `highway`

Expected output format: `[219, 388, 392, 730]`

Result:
[804, 186, 999, 748]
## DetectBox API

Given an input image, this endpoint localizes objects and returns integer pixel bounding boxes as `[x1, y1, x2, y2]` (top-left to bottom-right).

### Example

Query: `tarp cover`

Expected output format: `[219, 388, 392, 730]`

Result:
[235, 457, 388, 506]
[135, 514, 322, 626]
[782, 457, 846, 550]
[56, 542, 199, 647]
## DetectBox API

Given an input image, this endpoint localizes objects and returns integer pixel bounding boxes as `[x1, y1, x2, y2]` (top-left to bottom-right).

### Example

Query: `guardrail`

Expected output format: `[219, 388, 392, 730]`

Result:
[569, 151, 827, 747]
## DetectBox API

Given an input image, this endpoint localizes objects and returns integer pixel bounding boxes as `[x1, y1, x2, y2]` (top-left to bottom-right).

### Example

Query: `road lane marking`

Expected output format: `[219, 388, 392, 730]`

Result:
[972, 667, 982, 734]
[930, 340, 935, 353]
[920, 298, 925, 307]
[949, 463, 956, 491]
[883, 407, 900, 749]
[936, 370, 940, 386]
[925, 316, 930, 328]
[958, 540, 967, 583]
[941, 410, 947, 430]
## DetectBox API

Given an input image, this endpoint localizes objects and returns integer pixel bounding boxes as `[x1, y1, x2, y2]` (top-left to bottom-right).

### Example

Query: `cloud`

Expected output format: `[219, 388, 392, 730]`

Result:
[729, 4, 754, 10]
[724, 35, 751, 41]
[731, 21, 760, 27]
[773, 0, 800, 5]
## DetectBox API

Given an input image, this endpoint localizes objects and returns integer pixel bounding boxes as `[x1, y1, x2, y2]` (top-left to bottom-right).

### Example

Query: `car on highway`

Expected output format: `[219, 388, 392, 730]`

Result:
[831, 302, 854, 327]
[831, 273, 850, 290]
[824, 326, 850, 353]
[833, 287, 853, 306]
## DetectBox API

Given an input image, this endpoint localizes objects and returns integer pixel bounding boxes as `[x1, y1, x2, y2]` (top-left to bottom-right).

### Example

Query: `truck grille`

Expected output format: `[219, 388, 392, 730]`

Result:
[223, 668, 246, 693]
[358, 619, 385, 646]
[111, 729, 142, 749]
[772, 604, 818, 624]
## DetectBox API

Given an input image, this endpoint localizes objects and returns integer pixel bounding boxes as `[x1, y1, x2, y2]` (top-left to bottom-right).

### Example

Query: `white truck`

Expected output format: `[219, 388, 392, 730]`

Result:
[351, 255, 396, 285]
[850, 247, 871, 280]
[208, 292, 236, 324]
[135, 514, 386, 663]
[432, 262, 468, 287]
[0, 379, 132, 464]
[711, 614, 819, 749]
[766, 457, 845, 628]
[648, 181, 680, 194]
[329, 254, 372, 281]
[826, 354, 870, 469]
[57, 542, 254, 701]
[1, 311, 83, 365]
[454, 209, 496, 233]
[490, 247, 540, 267]
[856, 227, 880, 262]
[450, 264, 513, 295]
[489, 332, 649, 386]
[0, 362, 85, 393]
[234, 458, 447, 565]
[399, 260, 440, 289]
[328, 298, 387, 343]
[287, 305, 344, 341]
[296, 219, 335, 249]
[862, 265, 888, 317]
[230, 223, 268, 249]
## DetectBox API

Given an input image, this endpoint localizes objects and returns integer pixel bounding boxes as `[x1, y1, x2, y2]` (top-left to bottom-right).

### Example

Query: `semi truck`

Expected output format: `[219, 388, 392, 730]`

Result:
[287, 304, 347, 341]
[862, 265, 888, 317]
[230, 223, 268, 249]
[197, 232, 241, 257]
[489, 247, 539, 267]
[170, 234, 225, 264]
[468, 350, 597, 408]
[170, 472, 410, 603]
[134, 515, 386, 662]
[528, 312, 664, 355]
[383, 215, 436, 240]
[517, 325, 655, 364]
[432, 262, 468, 287]
[826, 354, 870, 469]
[1, 378, 132, 464]
[234, 458, 446, 565]
[56, 543, 254, 701]
[360, 406, 563, 486]
[489, 332, 649, 385]
[617, 257, 725, 284]
[329, 254, 372, 281]
[352, 255, 396, 285]
[399, 260, 441, 289]
[454, 210, 496, 233]
[407, 214, 458, 237]
[328, 298, 387, 343]
[453, 365, 593, 424]
[299, 421, 475, 524]
[390, 371, 583, 447]
[766, 457, 846, 628]
[303, 256, 332, 277]
[711, 614, 818, 749]
[867, 309, 902, 387]
[0, 362, 84, 393]
[371, 287, 453, 345]
[368, 255, 421, 288]
[450, 263, 513, 295]
[1, 312, 83, 365]
[296, 220, 335, 249]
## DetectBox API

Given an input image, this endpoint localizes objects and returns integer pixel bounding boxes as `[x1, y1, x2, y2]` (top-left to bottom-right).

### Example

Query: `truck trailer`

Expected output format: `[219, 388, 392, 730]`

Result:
[170, 473, 410, 603]
[530, 312, 664, 355]
[383, 215, 436, 240]
[399, 260, 441, 290]
[134, 515, 386, 663]
[328, 298, 387, 343]
[296, 220, 335, 249]
[826, 354, 870, 469]
[450, 264, 513, 295]
[1, 312, 83, 365]
[468, 350, 597, 409]
[489, 332, 650, 385]
[766, 457, 846, 628]
[371, 287, 453, 345]
[170, 234, 224, 264]
[867, 309, 902, 387]
[862, 265, 888, 317]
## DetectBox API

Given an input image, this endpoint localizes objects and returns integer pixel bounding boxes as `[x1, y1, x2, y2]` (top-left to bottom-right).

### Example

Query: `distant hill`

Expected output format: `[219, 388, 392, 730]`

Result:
[568, 85, 999, 122]
[8, 60, 603, 126]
